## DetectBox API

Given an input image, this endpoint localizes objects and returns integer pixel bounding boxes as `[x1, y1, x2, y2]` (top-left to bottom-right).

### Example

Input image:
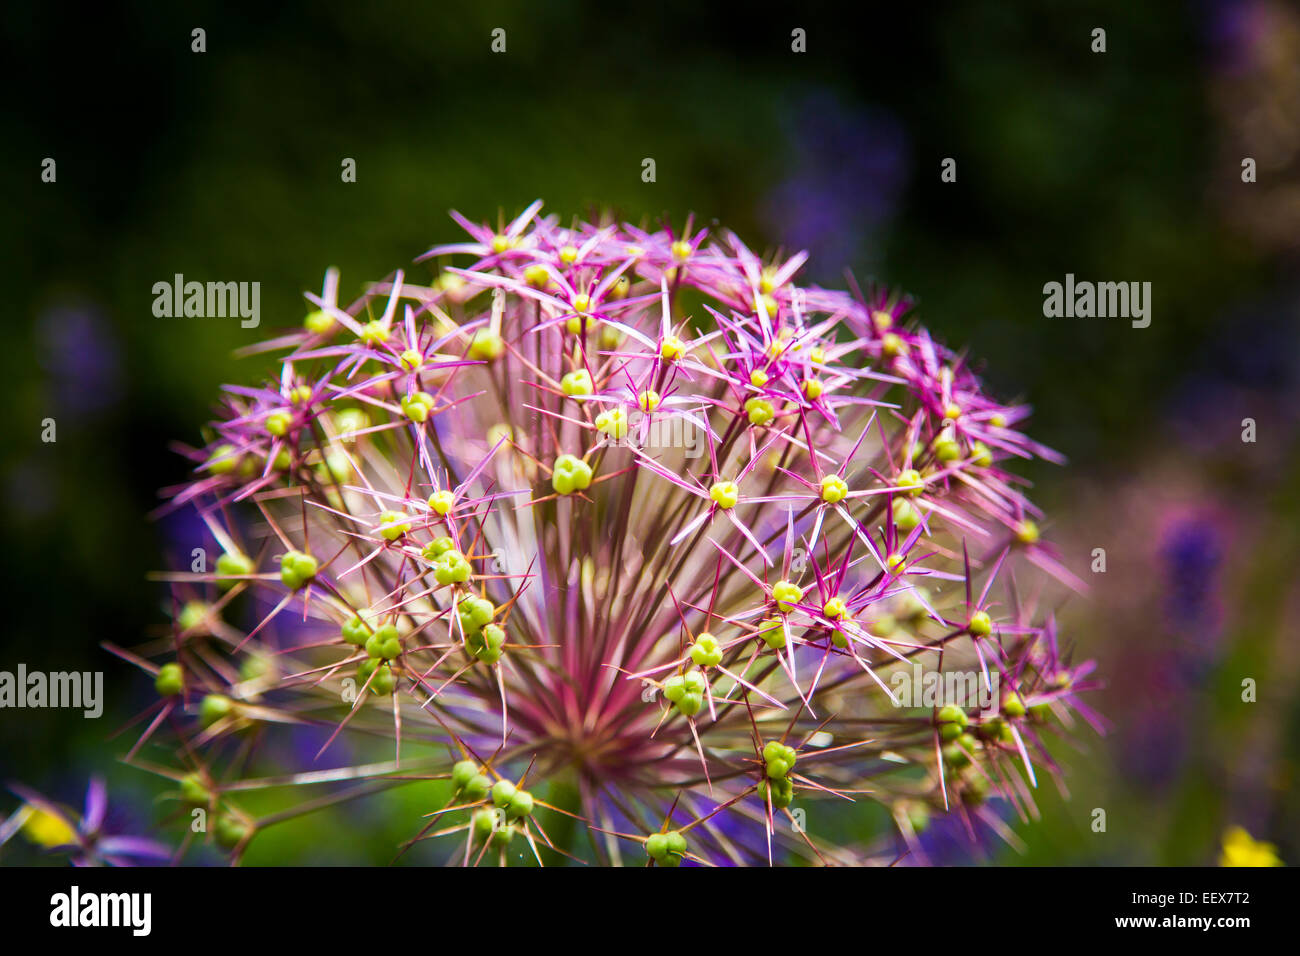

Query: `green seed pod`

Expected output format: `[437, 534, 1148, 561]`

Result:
[341, 612, 376, 645]
[200, 694, 234, 727]
[480, 623, 507, 652]
[468, 331, 505, 361]
[214, 814, 249, 849]
[664, 830, 687, 857]
[762, 741, 797, 779]
[771, 580, 803, 612]
[942, 741, 971, 768]
[757, 617, 786, 650]
[471, 642, 503, 664]
[215, 550, 254, 590]
[179, 773, 210, 806]
[432, 551, 472, 585]
[1001, 692, 1026, 718]
[364, 623, 402, 660]
[662, 675, 686, 703]
[551, 453, 593, 495]
[765, 756, 792, 779]
[936, 704, 968, 728]
[451, 760, 479, 791]
[525, 261, 551, 287]
[463, 773, 491, 802]
[265, 410, 293, 437]
[423, 536, 457, 560]
[279, 550, 318, 590]
[427, 489, 456, 516]
[506, 789, 534, 820]
[560, 369, 593, 397]
[978, 717, 1011, 742]
[905, 801, 931, 834]
[682, 670, 707, 695]
[155, 662, 184, 697]
[689, 634, 723, 667]
[204, 443, 242, 475]
[400, 392, 436, 423]
[943, 732, 977, 765]
[1013, 520, 1040, 547]
[757, 775, 795, 809]
[457, 596, 495, 632]
[378, 511, 411, 541]
[368, 663, 396, 696]
[820, 474, 849, 503]
[933, 436, 962, 462]
[896, 468, 924, 496]
[645, 832, 668, 860]
[177, 600, 209, 632]
[891, 497, 921, 532]
[491, 780, 517, 808]
[491, 822, 515, 848]
[332, 407, 369, 438]
[359, 320, 389, 345]
[595, 407, 629, 439]
[744, 397, 776, 426]
[677, 691, 703, 717]
[472, 808, 498, 840]
[239, 653, 271, 682]
[968, 610, 993, 637]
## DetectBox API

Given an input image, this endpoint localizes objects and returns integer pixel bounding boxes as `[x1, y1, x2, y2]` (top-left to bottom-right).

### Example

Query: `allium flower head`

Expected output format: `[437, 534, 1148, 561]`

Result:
[136, 203, 1098, 865]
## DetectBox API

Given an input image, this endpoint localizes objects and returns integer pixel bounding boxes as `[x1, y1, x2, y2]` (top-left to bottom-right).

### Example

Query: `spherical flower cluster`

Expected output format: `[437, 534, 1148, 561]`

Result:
[139, 201, 1100, 865]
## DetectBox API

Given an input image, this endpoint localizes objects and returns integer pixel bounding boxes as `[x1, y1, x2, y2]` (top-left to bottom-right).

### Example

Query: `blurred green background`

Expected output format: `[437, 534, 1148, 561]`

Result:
[2, 0, 1297, 864]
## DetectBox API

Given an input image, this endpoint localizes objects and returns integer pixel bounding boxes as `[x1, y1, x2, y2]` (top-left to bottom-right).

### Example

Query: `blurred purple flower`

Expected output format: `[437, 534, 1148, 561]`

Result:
[762, 91, 909, 277]
[3, 777, 170, 866]
[1159, 513, 1224, 638]
[36, 302, 123, 420]
[906, 801, 1008, 865]
[1121, 700, 1190, 791]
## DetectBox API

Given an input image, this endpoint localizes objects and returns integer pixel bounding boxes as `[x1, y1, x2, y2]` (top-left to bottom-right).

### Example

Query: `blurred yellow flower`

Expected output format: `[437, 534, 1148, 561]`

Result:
[1219, 826, 1283, 867]
[20, 806, 77, 848]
